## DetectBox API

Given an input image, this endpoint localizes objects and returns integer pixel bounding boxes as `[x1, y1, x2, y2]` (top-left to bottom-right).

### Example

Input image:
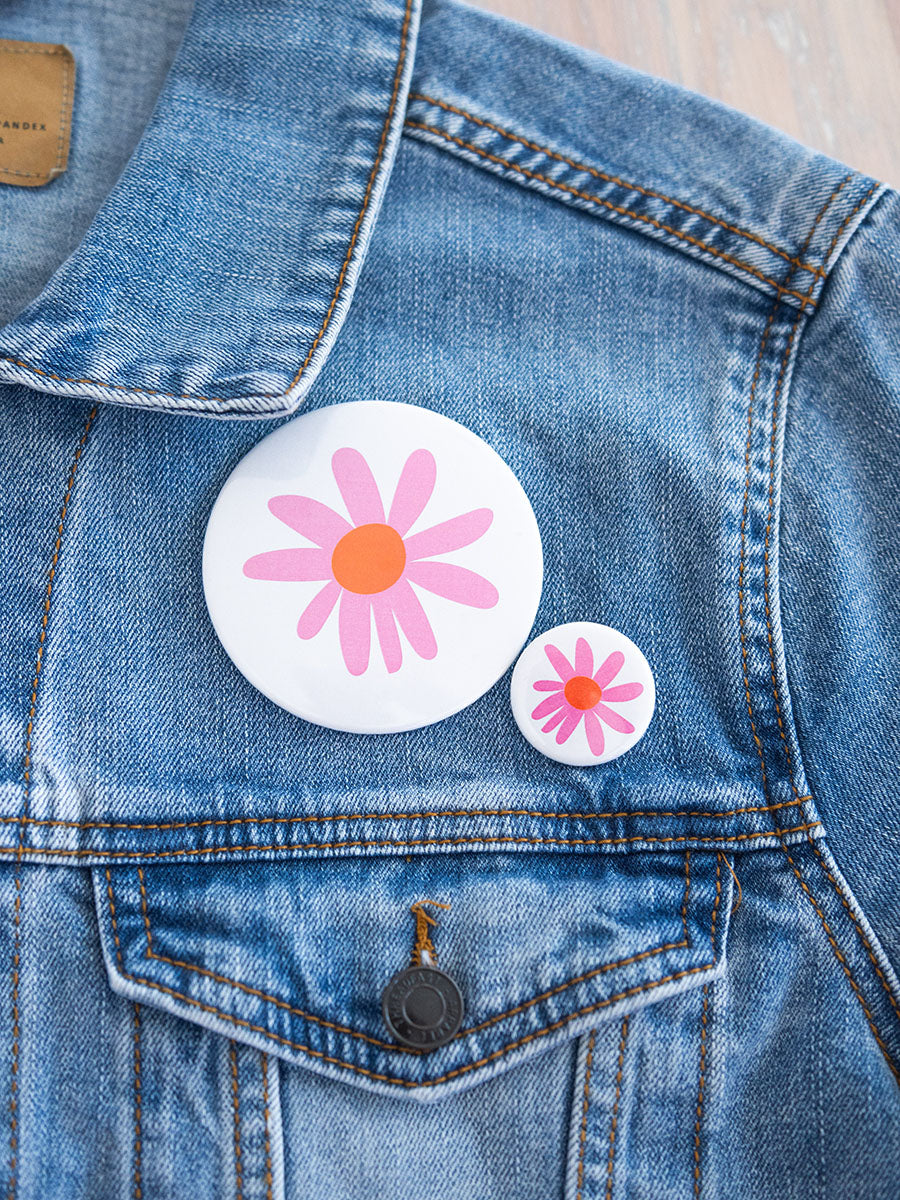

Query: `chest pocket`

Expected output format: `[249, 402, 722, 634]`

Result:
[93, 848, 731, 1101]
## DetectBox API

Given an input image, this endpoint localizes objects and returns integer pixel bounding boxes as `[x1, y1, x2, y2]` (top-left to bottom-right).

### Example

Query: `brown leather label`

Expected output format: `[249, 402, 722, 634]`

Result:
[0, 38, 75, 187]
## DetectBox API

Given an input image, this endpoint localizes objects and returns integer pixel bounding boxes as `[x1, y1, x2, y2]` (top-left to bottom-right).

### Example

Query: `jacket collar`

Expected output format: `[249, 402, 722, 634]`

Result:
[0, 0, 421, 417]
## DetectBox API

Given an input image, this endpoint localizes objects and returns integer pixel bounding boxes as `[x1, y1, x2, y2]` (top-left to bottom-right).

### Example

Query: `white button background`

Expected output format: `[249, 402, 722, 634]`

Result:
[203, 401, 543, 733]
[510, 622, 656, 766]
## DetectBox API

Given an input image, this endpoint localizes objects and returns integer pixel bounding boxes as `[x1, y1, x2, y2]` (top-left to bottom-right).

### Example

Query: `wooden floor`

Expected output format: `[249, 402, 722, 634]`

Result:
[478, 0, 899, 187]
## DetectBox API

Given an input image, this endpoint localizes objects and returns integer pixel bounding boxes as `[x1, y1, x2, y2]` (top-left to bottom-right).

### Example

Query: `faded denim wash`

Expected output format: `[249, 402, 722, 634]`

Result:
[0, 0, 899, 1196]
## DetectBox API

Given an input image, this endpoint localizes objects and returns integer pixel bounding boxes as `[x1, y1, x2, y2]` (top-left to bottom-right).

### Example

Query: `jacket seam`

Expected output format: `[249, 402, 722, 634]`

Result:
[0, 0, 415, 408]
[260, 1055, 274, 1200]
[604, 1015, 629, 1200]
[739, 175, 900, 1089]
[574, 1029, 596, 1200]
[804, 834, 900, 1022]
[0, 793, 812, 834]
[737, 176, 848, 808]
[229, 1042, 243, 1200]
[403, 118, 817, 310]
[778, 842, 900, 1087]
[132, 855, 692, 1052]
[4, 821, 820, 860]
[131, 1004, 143, 1200]
[408, 92, 821, 277]
[100, 858, 723, 1089]
[691, 985, 710, 1198]
[767, 182, 900, 1053]
[764, 183, 879, 808]
[7, 403, 98, 1200]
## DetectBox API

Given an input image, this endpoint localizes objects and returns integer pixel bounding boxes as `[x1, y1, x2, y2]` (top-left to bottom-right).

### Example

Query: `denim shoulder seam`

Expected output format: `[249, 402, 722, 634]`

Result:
[403, 93, 881, 314]
[778, 839, 900, 1088]
[738, 179, 884, 827]
[804, 834, 900, 1020]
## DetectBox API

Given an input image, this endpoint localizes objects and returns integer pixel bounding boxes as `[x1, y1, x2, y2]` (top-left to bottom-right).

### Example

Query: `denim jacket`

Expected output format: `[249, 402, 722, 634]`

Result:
[1, 0, 899, 1196]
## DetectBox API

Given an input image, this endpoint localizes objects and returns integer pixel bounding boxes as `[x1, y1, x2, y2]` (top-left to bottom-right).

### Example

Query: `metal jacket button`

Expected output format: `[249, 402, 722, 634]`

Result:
[381, 965, 464, 1051]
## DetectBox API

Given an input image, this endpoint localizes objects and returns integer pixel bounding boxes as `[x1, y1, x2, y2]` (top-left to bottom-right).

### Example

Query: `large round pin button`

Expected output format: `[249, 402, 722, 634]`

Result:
[203, 401, 543, 733]
[381, 966, 464, 1050]
[510, 622, 655, 765]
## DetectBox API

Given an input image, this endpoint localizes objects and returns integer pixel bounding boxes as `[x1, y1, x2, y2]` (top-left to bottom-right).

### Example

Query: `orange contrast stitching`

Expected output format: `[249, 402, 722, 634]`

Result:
[229, 1042, 243, 1200]
[739, 174, 897, 1079]
[762, 183, 879, 802]
[132, 1004, 143, 1200]
[404, 120, 817, 309]
[8, 404, 98, 1200]
[0, 0, 415, 407]
[133, 855, 693, 1050]
[136, 866, 402, 1052]
[55, 51, 71, 175]
[681, 851, 692, 941]
[710, 857, 722, 952]
[4, 821, 821, 862]
[779, 845, 900, 1086]
[0, 793, 812, 833]
[575, 1030, 595, 1200]
[736, 175, 850, 814]
[102, 863, 723, 1089]
[804, 834, 900, 1023]
[692, 985, 710, 1198]
[820, 184, 882, 274]
[409, 93, 822, 278]
[604, 1015, 630, 1200]
[762, 296, 809, 802]
[409, 898, 450, 966]
[261, 1055, 274, 1200]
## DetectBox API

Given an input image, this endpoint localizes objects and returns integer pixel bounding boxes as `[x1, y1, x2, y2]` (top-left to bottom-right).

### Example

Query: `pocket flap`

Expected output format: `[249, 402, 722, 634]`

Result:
[93, 849, 731, 1101]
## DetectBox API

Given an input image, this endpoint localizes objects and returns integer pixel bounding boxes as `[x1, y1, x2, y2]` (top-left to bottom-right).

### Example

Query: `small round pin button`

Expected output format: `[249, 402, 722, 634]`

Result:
[381, 966, 464, 1050]
[510, 622, 655, 766]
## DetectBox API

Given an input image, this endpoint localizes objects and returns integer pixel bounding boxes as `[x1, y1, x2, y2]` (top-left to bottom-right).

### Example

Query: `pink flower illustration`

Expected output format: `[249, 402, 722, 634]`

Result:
[243, 448, 498, 675]
[531, 637, 644, 757]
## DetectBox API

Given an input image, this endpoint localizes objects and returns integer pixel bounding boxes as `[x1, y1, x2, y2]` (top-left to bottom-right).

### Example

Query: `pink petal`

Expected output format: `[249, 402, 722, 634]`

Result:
[338, 590, 371, 676]
[594, 651, 625, 689]
[267, 496, 350, 548]
[332, 448, 385, 525]
[405, 561, 498, 609]
[296, 581, 340, 639]
[531, 693, 567, 721]
[596, 703, 635, 735]
[403, 508, 493, 561]
[544, 643, 575, 682]
[388, 450, 436, 536]
[372, 593, 402, 674]
[574, 637, 594, 678]
[390, 579, 438, 660]
[542, 710, 567, 733]
[243, 548, 332, 581]
[583, 711, 606, 757]
[601, 681, 644, 703]
[555, 710, 582, 745]
[533, 680, 564, 692]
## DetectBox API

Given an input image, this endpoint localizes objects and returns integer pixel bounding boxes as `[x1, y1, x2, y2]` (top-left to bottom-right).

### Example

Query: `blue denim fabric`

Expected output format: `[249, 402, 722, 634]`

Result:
[1, 0, 899, 1196]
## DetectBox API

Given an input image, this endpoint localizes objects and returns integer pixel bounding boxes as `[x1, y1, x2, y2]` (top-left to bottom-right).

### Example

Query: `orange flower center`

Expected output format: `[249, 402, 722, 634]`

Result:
[331, 523, 407, 594]
[564, 675, 602, 710]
